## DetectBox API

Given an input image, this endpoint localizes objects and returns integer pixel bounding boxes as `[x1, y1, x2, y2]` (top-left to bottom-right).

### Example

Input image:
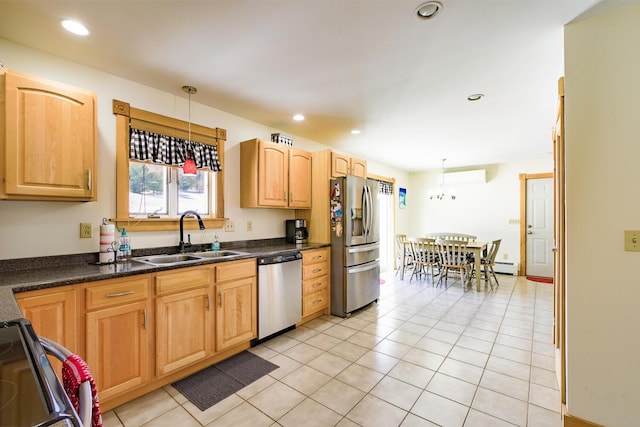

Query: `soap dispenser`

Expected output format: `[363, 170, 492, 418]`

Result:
[211, 234, 220, 252]
[117, 228, 131, 261]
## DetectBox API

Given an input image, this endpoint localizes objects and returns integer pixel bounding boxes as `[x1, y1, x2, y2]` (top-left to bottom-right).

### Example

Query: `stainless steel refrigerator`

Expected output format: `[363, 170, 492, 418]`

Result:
[330, 176, 380, 318]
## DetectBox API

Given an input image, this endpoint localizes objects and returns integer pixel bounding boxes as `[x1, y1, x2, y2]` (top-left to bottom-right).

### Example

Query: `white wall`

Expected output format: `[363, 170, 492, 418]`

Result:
[408, 159, 552, 266]
[564, 4, 640, 426]
[0, 39, 407, 260]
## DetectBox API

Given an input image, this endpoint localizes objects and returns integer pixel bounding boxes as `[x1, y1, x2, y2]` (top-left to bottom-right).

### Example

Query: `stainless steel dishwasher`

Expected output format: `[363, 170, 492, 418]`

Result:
[257, 251, 302, 340]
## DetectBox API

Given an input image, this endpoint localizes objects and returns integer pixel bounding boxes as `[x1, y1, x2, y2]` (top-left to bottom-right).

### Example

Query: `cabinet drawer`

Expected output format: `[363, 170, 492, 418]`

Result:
[215, 259, 256, 282]
[303, 260, 329, 280]
[86, 276, 150, 311]
[302, 248, 329, 264]
[303, 275, 328, 296]
[155, 266, 212, 296]
[303, 290, 328, 316]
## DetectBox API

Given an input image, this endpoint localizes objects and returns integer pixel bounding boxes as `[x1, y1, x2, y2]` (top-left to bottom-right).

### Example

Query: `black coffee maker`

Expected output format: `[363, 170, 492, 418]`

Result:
[286, 219, 308, 244]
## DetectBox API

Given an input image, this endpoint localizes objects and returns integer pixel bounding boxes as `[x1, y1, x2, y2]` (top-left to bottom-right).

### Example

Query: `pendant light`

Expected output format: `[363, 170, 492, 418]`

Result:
[182, 85, 198, 176]
[429, 158, 456, 200]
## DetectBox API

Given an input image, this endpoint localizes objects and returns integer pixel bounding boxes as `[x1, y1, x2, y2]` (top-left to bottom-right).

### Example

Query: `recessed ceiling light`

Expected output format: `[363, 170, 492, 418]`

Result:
[350, 129, 361, 135]
[467, 93, 484, 101]
[60, 19, 89, 36]
[414, 1, 443, 21]
[293, 114, 304, 121]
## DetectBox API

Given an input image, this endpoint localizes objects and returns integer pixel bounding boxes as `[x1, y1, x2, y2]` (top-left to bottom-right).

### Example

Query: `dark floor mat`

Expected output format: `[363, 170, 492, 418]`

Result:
[172, 351, 279, 411]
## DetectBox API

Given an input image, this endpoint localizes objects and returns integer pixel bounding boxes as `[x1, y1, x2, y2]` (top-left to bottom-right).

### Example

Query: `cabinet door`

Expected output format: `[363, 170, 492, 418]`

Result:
[156, 287, 212, 376]
[86, 300, 150, 401]
[258, 141, 288, 207]
[16, 287, 78, 374]
[331, 152, 351, 177]
[215, 277, 257, 351]
[3, 69, 97, 200]
[350, 157, 367, 178]
[289, 148, 312, 208]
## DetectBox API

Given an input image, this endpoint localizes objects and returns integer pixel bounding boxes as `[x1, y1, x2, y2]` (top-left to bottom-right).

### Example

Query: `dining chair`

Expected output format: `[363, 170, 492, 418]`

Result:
[479, 239, 501, 290]
[437, 241, 472, 289]
[394, 234, 413, 278]
[409, 239, 439, 283]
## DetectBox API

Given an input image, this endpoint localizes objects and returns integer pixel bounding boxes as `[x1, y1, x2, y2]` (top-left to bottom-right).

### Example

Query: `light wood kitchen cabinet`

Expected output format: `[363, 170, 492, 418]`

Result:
[331, 151, 367, 178]
[240, 138, 312, 209]
[84, 275, 152, 402]
[155, 266, 213, 377]
[214, 259, 257, 350]
[16, 286, 79, 375]
[0, 67, 97, 201]
[301, 247, 330, 321]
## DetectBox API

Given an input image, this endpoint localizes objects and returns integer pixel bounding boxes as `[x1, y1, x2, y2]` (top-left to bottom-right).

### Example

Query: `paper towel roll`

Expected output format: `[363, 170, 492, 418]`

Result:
[100, 224, 115, 249]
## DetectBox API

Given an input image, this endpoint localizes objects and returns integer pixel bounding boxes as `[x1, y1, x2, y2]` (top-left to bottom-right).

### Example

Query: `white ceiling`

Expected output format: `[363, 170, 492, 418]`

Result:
[0, 0, 611, 172]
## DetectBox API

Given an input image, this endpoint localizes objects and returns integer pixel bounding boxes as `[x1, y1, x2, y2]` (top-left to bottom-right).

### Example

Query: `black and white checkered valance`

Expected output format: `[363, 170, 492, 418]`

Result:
[129, 128, 222, 172]
[378, 180, 394, 195]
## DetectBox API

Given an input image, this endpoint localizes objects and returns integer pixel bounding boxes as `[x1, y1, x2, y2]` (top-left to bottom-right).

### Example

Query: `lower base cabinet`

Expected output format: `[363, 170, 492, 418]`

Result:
[16, 258, 257, 411]
[85, 300, 151, 401]
[84, 275, 152, 402]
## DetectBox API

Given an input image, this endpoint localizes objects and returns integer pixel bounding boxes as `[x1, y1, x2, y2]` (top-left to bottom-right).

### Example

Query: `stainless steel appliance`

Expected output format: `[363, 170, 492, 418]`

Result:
[0, 318, 83, 426]
[286, 219, 308, 244]
[257, 251, 303, 340]
[330, 176, 380, 317]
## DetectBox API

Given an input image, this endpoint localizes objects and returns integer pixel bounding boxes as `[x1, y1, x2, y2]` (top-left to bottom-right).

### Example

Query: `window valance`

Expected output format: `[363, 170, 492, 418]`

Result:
[377, 180, 394, 195]
[129, 128, 222, 172]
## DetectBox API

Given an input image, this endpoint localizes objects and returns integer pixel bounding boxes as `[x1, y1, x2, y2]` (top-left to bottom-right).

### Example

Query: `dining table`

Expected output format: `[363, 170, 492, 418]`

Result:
[399, 238, 488, 291]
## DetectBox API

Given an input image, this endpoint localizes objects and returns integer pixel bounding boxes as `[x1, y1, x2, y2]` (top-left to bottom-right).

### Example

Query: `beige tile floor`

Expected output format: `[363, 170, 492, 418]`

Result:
[102, 270, 561, 427]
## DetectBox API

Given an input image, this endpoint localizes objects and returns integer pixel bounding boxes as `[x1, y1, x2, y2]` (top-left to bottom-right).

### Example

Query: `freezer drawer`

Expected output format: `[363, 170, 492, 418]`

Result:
[331, 259, 380, 317]
[344, 242, 379, 267]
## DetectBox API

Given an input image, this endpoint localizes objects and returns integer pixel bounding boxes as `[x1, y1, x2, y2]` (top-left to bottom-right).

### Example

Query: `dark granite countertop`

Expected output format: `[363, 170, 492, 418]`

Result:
[0, 239, 329, 322]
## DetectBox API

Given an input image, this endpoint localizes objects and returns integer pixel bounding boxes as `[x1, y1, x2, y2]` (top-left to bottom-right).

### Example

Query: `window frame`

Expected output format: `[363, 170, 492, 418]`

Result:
[112, 99, 225, 231]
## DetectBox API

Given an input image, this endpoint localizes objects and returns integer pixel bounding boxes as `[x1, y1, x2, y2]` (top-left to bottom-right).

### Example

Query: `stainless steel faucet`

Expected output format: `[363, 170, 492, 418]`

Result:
[179, 210, 205, 252]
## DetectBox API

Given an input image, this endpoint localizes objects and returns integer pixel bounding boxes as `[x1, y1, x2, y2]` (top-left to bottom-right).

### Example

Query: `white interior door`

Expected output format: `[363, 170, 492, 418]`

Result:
[526, 177, 554, 277]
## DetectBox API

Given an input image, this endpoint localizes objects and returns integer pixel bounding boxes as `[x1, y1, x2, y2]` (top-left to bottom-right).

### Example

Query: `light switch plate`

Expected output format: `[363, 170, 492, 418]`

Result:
[624, 230, 640, 251]
[224, 220, 234, 232]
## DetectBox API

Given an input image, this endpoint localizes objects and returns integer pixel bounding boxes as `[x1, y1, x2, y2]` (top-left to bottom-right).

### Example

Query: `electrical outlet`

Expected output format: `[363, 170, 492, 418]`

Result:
[508, 219, 520, 225]
[624, 230, 640, 252]
[80, 223, 92, 238]
[503, 253, 509, 260]
[247, 220, 253, 231]
[224, 220, 234, 232]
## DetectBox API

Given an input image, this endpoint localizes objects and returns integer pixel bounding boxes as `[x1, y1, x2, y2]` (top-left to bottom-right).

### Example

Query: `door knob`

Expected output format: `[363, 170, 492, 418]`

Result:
[527, 231, 533, 234]
[527, 224, 533, 228]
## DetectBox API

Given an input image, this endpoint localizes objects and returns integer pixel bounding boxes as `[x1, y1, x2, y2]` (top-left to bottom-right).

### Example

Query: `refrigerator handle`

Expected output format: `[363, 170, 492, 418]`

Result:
[347, 243, 380, 253]
[362, 184, 369, 236]
[368, 184, 374, 235]
[363, 184, 371, 236]
[348, 261, 380, 274]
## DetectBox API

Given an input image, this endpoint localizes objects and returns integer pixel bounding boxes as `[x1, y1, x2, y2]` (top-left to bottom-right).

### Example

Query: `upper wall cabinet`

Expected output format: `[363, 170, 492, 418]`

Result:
[331, 151, 367, 178]
[0, 68, 97, 201]
[240, 138, 311, 209]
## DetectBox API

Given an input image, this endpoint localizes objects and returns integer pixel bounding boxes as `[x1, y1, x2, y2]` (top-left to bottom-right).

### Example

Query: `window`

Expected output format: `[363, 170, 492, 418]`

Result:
[113, 99, 226, 231]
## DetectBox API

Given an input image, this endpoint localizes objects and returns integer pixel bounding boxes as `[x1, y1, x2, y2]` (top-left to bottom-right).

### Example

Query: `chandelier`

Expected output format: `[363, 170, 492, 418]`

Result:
[429, 158, 456, 200]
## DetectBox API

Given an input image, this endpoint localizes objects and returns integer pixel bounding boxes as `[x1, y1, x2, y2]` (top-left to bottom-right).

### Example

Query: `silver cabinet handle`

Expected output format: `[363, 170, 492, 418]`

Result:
[312, 282, 322, 288]
[219, 291, 222, 307]
[142, 309, 147, 329]
[313, 268, 322, 273]
[87, 169, 92, 190]
[206, 294, 210, 311]
[106, 291, 133, 298]
[313, 255, 322, 259]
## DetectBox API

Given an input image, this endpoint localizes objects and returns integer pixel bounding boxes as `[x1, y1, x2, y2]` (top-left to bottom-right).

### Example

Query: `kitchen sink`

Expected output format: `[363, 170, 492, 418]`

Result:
[133, 250, 249, 266]
[133, 254, 204, 266]
[192, 250, 249, 258]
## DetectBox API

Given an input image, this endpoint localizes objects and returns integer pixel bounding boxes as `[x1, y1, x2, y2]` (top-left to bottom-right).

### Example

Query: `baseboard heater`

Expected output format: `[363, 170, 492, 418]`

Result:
[493, 261, 518, 275]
